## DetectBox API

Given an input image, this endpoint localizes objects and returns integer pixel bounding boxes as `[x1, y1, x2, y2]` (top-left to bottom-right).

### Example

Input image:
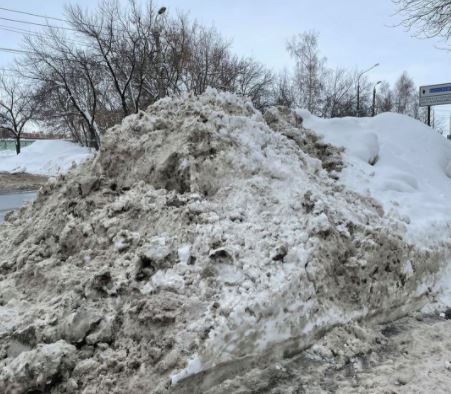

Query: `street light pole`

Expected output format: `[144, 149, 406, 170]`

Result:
[154, 7, 167, 100]
[357, 63, 380, 117]
[372, 81, 382, 117]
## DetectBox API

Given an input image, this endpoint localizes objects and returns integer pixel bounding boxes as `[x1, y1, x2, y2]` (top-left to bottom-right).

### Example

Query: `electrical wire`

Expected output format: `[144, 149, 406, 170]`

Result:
[0, 24, 89, 46]
[0, 5, 141, 33]
[0, 6, 68, 23]
[0, 16, 77, 32]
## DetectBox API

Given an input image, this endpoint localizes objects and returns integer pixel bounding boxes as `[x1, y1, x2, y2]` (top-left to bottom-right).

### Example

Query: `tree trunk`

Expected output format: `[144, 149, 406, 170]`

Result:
[15, 137, 21, 155]
[89, 127, 100, 151]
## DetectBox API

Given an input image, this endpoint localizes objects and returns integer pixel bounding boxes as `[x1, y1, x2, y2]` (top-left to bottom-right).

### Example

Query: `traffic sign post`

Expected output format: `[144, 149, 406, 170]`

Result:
[419, 83, 451, 127]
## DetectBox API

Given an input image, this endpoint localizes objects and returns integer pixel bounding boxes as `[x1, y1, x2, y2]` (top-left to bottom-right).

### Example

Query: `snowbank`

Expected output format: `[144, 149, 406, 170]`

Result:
[0, 140, 93, 176]
[0, 91, 448, 393]
[300, 110, 451, 246]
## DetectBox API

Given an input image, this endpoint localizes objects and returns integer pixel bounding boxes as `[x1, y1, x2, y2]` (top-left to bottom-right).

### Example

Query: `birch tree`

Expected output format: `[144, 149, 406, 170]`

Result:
[287, 31, 327, 114]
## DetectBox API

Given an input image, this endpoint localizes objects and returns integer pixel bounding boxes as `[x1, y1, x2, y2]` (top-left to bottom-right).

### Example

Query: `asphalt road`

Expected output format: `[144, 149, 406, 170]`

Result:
[0, 191, 36, 224]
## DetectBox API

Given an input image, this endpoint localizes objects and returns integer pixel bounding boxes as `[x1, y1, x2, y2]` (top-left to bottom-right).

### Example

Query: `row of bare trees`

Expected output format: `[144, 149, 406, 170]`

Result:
[0, 0, 441, 153]
[1, 1, 273, 151]
[273, 31, 422, 120]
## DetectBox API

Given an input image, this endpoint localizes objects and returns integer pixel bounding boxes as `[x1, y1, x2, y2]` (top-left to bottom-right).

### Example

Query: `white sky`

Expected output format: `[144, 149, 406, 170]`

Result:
[0, 0, 450, 125]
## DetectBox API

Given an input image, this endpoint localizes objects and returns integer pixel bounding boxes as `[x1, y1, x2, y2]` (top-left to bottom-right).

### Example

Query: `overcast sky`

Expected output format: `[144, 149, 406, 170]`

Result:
[1, 0, 450, 122]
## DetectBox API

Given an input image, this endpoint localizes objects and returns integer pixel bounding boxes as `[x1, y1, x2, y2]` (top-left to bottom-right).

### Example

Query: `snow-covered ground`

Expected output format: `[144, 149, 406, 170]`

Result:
[301, 111, 451, 247]
[0, 140, 93, 176]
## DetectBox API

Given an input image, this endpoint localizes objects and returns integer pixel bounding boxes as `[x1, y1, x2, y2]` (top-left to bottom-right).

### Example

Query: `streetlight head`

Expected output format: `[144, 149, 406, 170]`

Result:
[374, 63, 380, 67]
[158, 7, 166, 15]
[376, 80, 382, 85]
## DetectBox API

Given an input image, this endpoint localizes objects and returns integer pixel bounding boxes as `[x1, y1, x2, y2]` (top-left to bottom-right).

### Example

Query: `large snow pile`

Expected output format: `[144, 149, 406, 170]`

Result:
[0, 90, 448, 393]
[300, 111, 451, 246]
[0, 140, 93, 176]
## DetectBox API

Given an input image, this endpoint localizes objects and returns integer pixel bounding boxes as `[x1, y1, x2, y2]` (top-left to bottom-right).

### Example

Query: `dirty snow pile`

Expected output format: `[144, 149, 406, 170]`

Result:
[0, 140, 93, 176]
[0, 90, 449, 393]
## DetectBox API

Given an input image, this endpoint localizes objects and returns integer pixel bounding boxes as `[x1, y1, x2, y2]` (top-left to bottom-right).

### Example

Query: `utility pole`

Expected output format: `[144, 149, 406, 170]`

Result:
[154, 7, 167, 100]
[357, 63, 380, 117]
[372, 81, 382, 117]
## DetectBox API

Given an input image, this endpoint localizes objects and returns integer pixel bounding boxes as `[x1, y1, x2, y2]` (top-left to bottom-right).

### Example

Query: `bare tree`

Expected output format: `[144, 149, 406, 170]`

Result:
[16, 1, 272, 148]
[22, 30, 103, 150]
[271, 70, 296, 108]
[232, 58, 273, 110]
[393, 71, 416, 115]
[0, 72, 36, 154]
[287, 31, 327, 114]
[394, 0, 451, 44]
[376, 81, 395, 113]
[66, 0, 164, 116]
[321, 68, 354, 117]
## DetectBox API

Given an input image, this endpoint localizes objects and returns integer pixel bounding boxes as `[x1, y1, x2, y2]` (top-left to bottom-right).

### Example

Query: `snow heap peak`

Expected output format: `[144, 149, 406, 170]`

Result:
[0, 89, 448, 393]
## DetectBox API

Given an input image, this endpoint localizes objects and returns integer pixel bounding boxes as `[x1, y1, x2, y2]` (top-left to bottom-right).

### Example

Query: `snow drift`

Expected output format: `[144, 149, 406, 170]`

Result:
[0, 90, 449, 393]
[0, 140, 93, 176]
[301, 111, 451, 246]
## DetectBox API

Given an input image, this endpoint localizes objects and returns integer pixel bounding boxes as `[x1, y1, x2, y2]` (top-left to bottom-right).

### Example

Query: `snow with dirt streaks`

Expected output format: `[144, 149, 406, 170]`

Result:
[0, 91, 449, 393]
[0, 140, 93, 176]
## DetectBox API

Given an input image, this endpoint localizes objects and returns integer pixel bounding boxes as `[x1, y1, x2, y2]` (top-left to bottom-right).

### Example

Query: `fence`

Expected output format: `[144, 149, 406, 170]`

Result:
[0, 139, 35, 151]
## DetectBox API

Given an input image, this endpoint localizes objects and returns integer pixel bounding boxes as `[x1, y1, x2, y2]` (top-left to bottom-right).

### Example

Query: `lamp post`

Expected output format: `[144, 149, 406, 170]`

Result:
[154, 7, 167, 99]
[372, 81, 382, 117]
[357, 63, 379, 117]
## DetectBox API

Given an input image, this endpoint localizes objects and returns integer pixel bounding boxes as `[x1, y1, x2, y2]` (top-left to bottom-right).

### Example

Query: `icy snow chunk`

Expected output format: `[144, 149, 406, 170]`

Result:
[0, 340, 76, 392]
[402, 260, 414, 277]
[178, 244, 192, 265]
[308, 213, 331, 234]
[215, 264, 244, 285]
[141, 236, 172, 261]
[113, 230, 140, 252]
[170, 355, 202, 385]
[59, 309, 102, 344]
[142, 269, 185, 294]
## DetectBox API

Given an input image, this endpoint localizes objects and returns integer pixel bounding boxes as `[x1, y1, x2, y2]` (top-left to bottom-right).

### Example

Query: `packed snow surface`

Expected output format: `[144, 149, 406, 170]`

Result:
[300, 111, 451, 246]
[0, 140, 93, 176]
[0, 90, 449, 393]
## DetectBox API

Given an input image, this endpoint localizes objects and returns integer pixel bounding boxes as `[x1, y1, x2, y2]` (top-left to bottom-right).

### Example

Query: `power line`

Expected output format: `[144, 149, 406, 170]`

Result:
[0, 25, 58, 40]
[0, 24, 89, 46]
[0, 16, 77, 32]
[0, 6, 137, 33]
[0, 6, 68, 23]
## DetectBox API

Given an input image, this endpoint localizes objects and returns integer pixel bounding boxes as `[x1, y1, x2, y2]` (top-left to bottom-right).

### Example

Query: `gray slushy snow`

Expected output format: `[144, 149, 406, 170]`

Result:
[0, 89, 450, 393]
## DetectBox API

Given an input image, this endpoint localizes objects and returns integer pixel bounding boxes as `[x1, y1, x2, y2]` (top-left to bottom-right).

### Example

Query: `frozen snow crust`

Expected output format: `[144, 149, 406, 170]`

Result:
[0, 89, 447, 393]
